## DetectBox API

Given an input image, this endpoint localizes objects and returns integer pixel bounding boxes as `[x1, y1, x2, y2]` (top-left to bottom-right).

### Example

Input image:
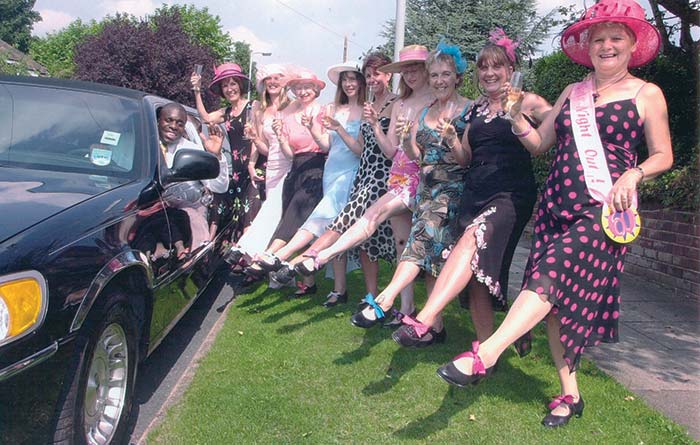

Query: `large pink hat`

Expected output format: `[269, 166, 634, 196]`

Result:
[378, 45, 429, 73]
[286, 68, 326, 92]
[561, 0, 661, 69]
[255, 63, 288, 94]
[209, 63, 250, 97]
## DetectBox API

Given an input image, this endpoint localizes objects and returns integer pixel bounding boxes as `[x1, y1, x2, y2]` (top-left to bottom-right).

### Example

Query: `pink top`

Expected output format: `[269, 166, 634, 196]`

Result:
[283, 113, 324, 155]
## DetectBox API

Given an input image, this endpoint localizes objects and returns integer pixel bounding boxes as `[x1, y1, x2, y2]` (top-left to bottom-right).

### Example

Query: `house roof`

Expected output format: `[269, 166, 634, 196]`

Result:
[0, 39, 49, 76]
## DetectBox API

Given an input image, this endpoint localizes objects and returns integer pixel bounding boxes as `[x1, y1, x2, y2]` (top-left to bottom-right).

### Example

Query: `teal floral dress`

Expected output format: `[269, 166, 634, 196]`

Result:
[400, 103, 470, 276]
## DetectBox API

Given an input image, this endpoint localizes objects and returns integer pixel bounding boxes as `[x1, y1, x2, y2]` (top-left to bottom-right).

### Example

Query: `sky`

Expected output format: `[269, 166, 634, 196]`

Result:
[32, 0, 586, 101]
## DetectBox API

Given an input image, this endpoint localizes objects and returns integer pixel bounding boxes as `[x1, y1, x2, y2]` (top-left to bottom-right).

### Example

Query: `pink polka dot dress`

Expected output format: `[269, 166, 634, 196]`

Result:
[522, 97, 643, 371]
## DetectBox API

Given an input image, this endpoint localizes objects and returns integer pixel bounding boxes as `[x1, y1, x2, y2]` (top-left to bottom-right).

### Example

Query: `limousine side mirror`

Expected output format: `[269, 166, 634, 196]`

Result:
[165, 149, 219, 183]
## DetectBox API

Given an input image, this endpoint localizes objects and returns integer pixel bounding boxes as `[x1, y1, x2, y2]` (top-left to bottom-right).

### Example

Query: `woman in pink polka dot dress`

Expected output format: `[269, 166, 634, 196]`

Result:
[435, 0, 674, 429]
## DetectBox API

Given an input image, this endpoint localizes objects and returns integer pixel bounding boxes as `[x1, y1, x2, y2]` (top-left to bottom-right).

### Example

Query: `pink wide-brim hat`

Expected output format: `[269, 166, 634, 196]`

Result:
[255, 63, 288, 94]
[561, 0, 661, 69]
[326, 62, 363, 85]
[378, 45, 429, 73]
[285, 68, 326, 91]
[209, 63, 250, 97]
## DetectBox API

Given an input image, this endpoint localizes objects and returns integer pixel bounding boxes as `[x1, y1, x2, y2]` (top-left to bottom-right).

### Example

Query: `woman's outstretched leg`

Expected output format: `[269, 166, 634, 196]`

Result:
[417, 227, 479, 328]
[316, 193, 407, 266]
[355, 260, 420, 323]
[451, 290, 552, 374]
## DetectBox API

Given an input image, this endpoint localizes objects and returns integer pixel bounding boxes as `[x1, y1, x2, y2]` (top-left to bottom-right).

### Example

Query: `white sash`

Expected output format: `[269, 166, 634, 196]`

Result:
[569, 78, 640, 243]
[569, 78, 613, 204]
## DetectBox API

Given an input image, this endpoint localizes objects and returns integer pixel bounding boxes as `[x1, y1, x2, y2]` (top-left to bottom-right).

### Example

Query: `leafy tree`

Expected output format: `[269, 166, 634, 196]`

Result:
[29, 19, 104, 78]
[0, 0, 41, 52]
[152, 4, 235, 62]
[380, 0, 576, 60]
[74, 12, 219, 109]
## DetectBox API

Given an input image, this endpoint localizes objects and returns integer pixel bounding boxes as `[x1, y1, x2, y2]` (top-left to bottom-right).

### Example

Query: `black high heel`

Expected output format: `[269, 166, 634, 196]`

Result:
[350, 294, 387, 328]
[391, 315, 446, 347]
[541, 395, 584, 428]
[436, 341, 495, 387]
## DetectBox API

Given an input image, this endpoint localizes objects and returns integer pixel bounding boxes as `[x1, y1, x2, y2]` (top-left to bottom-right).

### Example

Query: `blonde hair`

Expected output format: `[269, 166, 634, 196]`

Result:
[398, 62, 427, 100]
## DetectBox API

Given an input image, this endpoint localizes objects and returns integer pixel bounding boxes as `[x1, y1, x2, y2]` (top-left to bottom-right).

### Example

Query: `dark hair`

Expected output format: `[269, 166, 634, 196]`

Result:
[362, 52, 392, 74]
[334, 71, 367, 105]
[476, 43, 517, 70]
[216, 76, 248, 97]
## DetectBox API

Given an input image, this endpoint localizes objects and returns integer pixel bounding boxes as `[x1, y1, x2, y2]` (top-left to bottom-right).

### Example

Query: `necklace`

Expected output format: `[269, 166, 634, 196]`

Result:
[592, 72, 630, 101]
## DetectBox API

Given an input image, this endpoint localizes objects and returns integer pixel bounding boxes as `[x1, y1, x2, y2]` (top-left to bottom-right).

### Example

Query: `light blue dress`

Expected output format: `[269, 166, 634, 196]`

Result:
[301, 115, 361, 236]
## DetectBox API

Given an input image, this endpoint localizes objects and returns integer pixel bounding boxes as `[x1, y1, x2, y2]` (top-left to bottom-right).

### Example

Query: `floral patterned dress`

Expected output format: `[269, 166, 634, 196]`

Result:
[225, 102, 266, 241]
[457, 102, 538, 310]
[400, 104, 470, 276]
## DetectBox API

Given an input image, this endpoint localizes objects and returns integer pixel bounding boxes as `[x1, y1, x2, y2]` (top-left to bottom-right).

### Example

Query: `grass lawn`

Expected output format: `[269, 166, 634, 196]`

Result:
[149, 264, 696, 445]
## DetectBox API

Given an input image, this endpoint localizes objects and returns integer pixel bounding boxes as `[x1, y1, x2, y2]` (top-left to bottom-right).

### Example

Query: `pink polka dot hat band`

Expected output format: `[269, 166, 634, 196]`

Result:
[561, 0, 661, 68]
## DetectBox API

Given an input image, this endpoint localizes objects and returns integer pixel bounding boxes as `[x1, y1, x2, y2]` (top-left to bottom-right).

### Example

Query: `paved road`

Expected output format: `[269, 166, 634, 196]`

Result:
[127, 272, 237, 444]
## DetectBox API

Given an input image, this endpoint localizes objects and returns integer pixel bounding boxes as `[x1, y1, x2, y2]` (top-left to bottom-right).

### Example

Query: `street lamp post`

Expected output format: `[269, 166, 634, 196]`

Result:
[247, 51, 272, 100]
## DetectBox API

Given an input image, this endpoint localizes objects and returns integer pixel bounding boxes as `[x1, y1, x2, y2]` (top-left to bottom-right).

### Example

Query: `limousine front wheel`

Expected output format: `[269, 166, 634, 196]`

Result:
[53, 290, 139, 445]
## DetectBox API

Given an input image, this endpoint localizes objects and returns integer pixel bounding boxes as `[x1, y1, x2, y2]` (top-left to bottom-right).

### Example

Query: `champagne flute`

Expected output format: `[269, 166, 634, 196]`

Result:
[437, 100, 457, 146]
[194, 64, 203, 76]
[242, 106, 254, 140]
[505, 71, 523, 114]
[322, 103, 335, 127]
[398, 104, 415, 150]
[366, 86, 375, 105]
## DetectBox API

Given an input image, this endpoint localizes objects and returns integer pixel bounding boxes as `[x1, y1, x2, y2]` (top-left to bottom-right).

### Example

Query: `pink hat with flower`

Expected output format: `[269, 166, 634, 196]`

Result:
[561, 0, 661, 68]
[209, 63, 251, 97]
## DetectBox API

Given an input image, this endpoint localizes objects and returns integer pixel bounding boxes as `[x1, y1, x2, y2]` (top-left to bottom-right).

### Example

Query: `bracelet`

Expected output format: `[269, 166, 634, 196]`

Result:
[193, 87, 201, 93]
[511, 122, 532, 138]
[632, 165, 645, 181]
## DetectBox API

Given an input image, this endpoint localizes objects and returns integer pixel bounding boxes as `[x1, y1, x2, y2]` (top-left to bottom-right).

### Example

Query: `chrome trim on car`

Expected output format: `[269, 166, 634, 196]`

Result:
[0, 270, 49, 348]
[70, 250, 153, 333]
[0, 341, 58, 382]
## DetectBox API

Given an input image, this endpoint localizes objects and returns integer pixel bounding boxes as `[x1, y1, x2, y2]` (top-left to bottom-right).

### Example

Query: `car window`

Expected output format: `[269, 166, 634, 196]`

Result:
[0, 84, 142, 179]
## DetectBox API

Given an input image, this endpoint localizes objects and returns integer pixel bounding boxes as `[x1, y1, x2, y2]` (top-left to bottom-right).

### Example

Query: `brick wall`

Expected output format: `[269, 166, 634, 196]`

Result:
[625, 208, 700, 300]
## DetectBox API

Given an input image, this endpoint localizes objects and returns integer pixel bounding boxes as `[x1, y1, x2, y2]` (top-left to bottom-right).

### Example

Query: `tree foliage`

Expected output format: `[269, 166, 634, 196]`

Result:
[380, 0, 576, 60]
[0, 0, 41, 52]
[30, 4, 244, 81]
[73, 12, 219, 109]
[29, 19, 104, 78]
[152, 4, 234, 62]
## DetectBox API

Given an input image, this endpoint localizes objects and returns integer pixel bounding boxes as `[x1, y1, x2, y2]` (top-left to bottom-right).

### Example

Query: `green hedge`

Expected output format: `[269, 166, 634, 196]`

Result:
[529, 50, 698, 211]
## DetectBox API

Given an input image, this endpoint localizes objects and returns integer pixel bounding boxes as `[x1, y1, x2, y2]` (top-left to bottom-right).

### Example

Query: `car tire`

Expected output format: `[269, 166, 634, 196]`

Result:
[52, 289, 140, 445]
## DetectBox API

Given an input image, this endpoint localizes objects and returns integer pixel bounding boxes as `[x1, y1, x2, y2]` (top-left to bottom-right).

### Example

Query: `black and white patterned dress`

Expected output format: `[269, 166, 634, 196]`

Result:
[328, 109, 396, 262]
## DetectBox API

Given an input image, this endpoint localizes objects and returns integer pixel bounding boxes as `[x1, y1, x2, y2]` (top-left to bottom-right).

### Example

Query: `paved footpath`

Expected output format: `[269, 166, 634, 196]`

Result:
[508, 241, 700, 440]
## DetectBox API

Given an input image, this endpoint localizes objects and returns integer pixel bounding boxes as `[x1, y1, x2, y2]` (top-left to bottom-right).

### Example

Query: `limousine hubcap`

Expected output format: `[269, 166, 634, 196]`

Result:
[83, 323, 129, 445]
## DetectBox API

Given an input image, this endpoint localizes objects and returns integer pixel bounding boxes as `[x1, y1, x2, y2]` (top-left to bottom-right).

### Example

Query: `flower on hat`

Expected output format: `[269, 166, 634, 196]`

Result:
[488, 28, 519, 64]
[435, 38, 468, 74]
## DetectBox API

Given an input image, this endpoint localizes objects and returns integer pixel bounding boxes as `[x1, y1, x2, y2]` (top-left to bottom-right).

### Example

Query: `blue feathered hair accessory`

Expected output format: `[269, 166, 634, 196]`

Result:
[435, 38, 468, 74]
